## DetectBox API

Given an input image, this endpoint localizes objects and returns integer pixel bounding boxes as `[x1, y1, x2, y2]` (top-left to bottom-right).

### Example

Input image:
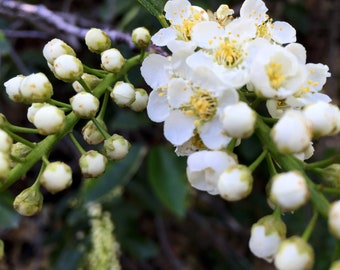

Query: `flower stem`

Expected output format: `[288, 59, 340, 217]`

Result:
[2, 128, 36, 148]
[249, 149, 268, 172]
[304, 154, 340, 169]
[91, 117, 110, 139]
[69, 132, 86, 155]
[302, 210, 318, 242]
[48, 99, 72, 111]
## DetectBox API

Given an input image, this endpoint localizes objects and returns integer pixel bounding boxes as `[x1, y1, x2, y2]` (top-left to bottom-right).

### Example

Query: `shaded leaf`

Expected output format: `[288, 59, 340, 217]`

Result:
[0, 194, 20, 229]
[136, 0, 166, 18]
[147, 145, 188, 217]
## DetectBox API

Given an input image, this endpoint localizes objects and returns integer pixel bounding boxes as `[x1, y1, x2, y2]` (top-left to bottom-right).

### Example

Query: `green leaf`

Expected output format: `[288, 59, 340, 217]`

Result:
[147, 145, 188, 217]
[81, 144, 148, 203]
[0, 31, 10, 56]
[0, 194, 20, 229]
[136, 0, 166, 17]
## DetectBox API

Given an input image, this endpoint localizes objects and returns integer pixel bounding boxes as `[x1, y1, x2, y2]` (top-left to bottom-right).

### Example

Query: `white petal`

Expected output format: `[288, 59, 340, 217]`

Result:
[285, 43, 306, 64]
[225, 17, 257, 41]
[164, 111, 195, 145]
[271, 21, 296, 44]
[151, 27, 177, 47]
[191, 21, 224, 48]
[146, 90, 169, 122]
[164, 0, 191, 24]
[240, 0, 268, 24]
[141, 54, 170, 89]
[200, 118, 232, 150]
[168, 78, 193, 108]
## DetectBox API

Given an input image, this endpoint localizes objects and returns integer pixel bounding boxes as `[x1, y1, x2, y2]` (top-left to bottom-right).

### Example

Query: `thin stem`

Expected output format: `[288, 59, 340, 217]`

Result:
[304, 154, 340, 170]
[69, 132, 86, 155]
[332, 241, 340, 262]
[302, 210, 318, 242]
[249, 149, 268, 172]
[4, 124, 39, 135]
[48, 99, 72, 110]
[318, 186, 340, 196]
[226, 138, 237, 152]
[91, 117, 110, 139]
[77, 76, 92, 93]
[260, 116, 278, 125]
[83, 65, 108, 78]
[97, 91, 110, 120]
[3, 128, 36, 148]
[266, 152, 277, 177]
[250, 97, 263, 110]
[273, 206, 281, 218]
[157, 15, 169, 28]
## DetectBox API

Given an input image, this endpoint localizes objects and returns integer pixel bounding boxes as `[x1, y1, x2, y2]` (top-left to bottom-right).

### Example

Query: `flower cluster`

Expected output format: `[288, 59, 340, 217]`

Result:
[1, 27, 150, 215]
[141, 0, 340, 268]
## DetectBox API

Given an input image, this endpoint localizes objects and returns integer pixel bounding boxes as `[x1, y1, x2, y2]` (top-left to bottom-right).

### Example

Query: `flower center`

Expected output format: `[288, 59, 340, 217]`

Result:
[181, 89, 217, 125]
[266, 62, 285, 89]
[214, 40, 243, 67]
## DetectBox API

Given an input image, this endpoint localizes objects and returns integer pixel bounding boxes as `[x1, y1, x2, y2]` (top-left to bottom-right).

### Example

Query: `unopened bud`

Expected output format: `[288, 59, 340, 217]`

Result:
[274, 236, 314, 270]
[328, 200, 340, 239]
[249, 215, 286, 262]
[3, 75, 25, 102]
[53, 54, 83, 82]
[0, 152, 10, 180]
[85, 28, 111, 53]
[132, 27, 151, 48]
[33, 104, 66, 135]
[101, 48, 125, 72]
[320, 164, 340, 188]
[72, 73, 101, 93]
[79, 150, 108, 178]
[70, 92, 100, 118]
[11, 142, 32, 165]
[19, 73, 53, 103]
[43, 38, 76, 65]
[82, 119, 107, 145]
[129, 88, 149, 112]
[103, 134, 130, 160]
[40, 161, 72, 193]
[13, 185, 43, 216]
[110, 81, 135, 107]
[0, 129, 13, 153]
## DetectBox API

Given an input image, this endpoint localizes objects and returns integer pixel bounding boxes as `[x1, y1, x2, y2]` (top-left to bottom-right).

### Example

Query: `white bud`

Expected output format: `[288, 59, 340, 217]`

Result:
[330, 260, 340, 270]
[70, 92, 100, 118]
[186, 150, 237, 195]
[269, 171, 309, 211]
[19, 73, 53, 103]
[82, 120, 107, 145]
[33, 104, 66, 135]
[72, 73, 101, 93]
[43, 38, 76, 65]
[101, 48, 125, 72]
[13, 185, 43, 216]
[271, 110, 312, 154]
[103, 134, 130, 160]
[274, 236, 314, 270]
[328, 200, 340, 239]
[10, 142, 32, 166]
[0, 129, 13, 153]
[40, 161, 72, 193]
[4, 75, 25, 102]
[110, 81, 135, 107]
[249, 215, 286, 263]
[217, 164, 253, 201]
[79, 150, 108, 178]
[0, 152, 10, 180]
[221, 102, 257, 138]
[129, 88, 148, 111]
[27, 103, 45, 123]
[303, 101, 340, 137]
[132, 27, 151, 48]
[53, 54, 83, 82]
[85, 28, 111, 53]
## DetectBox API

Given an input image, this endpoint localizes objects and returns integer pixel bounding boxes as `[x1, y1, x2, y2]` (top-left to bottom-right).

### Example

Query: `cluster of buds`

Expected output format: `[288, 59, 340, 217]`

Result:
[1, 26, 151, 216]
[140, 0, 340, 268]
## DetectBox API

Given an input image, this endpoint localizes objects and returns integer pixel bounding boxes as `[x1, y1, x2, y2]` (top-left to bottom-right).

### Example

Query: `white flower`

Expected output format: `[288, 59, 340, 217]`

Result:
[303, 101, 340, 138]
[40, 161, 72, 193]
[328, 200, 340, 239]
[4, 75, 25, 102]
[221, 101, 257, 138]
[270, 110, 312, 154]
[217, 164, 253, 201]
[269, 171, 309, 211]
[249, 41, 306, 99]
[79, 150, 108, 178]
[19, 73, 53, 103]
[101, 48, 125, 72]
[151, 0, 208, 47]
[249, 215, 286, 263]
[274, 236, 314, 270]
[186, 150, 237, 195]
[53, 55, 83, 82]
[42, 38, 76, 65]
[70, 92, 100, 118]
[0, 129, 13, 153]
[85, 28, 111, 53]
[33, 104, 66, 135]
[110, 81, 135, 107]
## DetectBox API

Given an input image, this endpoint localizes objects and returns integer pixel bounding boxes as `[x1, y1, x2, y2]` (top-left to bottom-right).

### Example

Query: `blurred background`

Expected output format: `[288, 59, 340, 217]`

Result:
[0, 0, 339, 269]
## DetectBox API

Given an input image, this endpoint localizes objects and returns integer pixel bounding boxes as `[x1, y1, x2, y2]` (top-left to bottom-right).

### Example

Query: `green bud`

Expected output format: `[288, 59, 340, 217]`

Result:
[13, 185, 43, 216]
[321, 164, 340, 188]
[131, 27, 151, 48]
[103, 134, 130, 160]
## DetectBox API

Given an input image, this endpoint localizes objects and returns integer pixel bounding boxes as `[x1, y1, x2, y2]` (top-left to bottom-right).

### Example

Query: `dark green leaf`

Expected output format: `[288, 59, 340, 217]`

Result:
[136, 0, 166, 18]
[0, 194, 20, 229]
[147, 145, 188, 217]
